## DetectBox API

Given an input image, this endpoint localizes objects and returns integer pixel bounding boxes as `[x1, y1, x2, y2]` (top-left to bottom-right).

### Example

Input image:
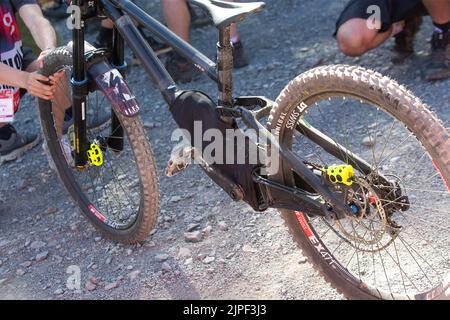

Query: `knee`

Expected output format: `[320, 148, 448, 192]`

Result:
[336, 21, 375, 57]
[336, 31, 368, 57]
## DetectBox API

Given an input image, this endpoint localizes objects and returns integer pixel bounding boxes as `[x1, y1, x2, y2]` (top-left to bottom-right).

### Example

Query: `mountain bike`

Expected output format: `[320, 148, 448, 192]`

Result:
[38, 0, 450, 300]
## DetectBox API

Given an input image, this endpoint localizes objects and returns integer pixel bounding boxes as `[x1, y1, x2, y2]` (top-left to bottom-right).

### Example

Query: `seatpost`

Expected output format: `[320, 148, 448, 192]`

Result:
[72, 0, 89, 168]
[217, 26, 233, 109]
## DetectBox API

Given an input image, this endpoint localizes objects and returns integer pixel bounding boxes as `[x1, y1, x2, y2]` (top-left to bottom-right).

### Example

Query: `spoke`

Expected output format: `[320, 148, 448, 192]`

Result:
[318, 223, 334, 239]
[380, 199, 450, 217]
[398, 151, 429, 184]
[351, 219, 362, 279]
[380, 184, 449, 195]
[314, 104, 352, 165]
[395, 211, 449, 265]
[373, 119, 397, 172]
[395, 235, 438, 284]
[374, 132, 416, 171]
[378, 239, 422, 294]
[103, 151, 139, 214]
[375, 242, 394, 298]
[365, 104, 382, 173]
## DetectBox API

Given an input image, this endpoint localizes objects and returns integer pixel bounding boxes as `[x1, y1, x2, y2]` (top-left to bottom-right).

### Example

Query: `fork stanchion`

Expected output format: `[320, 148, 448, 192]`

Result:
[72, 0, 89, 168]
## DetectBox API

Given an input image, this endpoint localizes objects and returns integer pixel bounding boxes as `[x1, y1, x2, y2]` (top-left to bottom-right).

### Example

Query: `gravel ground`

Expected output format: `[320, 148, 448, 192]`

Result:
[0, 0, 449, 300]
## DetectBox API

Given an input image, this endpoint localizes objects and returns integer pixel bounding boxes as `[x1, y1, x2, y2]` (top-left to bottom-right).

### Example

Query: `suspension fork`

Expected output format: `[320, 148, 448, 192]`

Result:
[71, 0, 89, 168]
[107, 26, 126, 152]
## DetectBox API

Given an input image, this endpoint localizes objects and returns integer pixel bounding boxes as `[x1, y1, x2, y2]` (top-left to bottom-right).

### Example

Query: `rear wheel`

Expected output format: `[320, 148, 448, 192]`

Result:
[38, 47, 160, 244]
[268, 65, 450, 299]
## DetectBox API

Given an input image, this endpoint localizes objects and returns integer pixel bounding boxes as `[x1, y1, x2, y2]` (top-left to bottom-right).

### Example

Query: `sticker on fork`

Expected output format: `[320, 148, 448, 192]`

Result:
[95, 69, 139, 117]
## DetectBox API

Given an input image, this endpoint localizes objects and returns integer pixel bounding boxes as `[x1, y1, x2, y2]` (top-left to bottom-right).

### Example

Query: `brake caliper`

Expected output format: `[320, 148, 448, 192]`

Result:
[324, 164, 355, 186]
[87, 143, 103, 167]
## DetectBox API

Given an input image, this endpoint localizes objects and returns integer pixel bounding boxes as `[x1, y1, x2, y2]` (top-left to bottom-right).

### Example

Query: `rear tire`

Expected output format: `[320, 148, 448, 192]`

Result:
[267, 65, 450, 299]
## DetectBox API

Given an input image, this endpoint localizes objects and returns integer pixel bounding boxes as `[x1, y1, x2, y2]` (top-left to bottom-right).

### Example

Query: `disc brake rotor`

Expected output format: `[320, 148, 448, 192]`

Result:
[334, 177, 395, 252]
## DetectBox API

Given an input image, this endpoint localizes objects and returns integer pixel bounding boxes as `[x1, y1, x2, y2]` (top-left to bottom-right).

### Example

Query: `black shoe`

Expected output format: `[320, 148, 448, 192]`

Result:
[0, 125, 39, 164]
[41, 0, 70, 20]
[391, 16, 422, 64]
[425, 30, 450, 81]
[232, 41, 249, 69]
[165, 52, 201, 83]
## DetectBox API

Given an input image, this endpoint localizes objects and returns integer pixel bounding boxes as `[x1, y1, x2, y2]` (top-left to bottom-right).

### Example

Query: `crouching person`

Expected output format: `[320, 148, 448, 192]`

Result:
[335, 0, 450, 81]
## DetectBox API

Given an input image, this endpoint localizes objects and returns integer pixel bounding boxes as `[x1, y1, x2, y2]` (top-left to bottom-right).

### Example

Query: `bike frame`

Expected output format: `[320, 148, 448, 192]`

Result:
[69, 0, 387, 219]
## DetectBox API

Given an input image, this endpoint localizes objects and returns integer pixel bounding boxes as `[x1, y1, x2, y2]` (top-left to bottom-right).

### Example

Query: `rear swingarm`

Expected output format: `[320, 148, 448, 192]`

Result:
[218, 102, 354, 220]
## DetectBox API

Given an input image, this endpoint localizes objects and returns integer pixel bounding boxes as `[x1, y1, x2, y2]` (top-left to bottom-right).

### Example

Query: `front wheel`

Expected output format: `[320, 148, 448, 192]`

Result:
[38, 47, 160, 244]
[267, 65, 450, 299]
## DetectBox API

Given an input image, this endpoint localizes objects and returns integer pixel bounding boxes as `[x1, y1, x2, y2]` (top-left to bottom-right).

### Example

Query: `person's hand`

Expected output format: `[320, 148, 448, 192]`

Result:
[49, 69, 66, 86]
[22, 71, 55, 100]
[37, 48, 55, 69]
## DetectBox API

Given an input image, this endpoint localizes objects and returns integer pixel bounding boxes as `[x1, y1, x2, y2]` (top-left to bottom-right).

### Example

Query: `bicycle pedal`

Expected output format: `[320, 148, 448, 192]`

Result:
[87, 143, 104, 167]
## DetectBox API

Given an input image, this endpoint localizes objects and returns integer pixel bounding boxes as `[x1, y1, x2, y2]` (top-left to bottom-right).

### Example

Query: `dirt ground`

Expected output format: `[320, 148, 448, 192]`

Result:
[0, 0, 449, 300]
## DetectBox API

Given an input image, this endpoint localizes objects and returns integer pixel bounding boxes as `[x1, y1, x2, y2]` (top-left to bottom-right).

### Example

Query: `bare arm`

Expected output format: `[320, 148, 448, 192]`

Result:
[0, 63, 29, 89]
[18, 4, 57, 52]
[0, 63, 56, 100]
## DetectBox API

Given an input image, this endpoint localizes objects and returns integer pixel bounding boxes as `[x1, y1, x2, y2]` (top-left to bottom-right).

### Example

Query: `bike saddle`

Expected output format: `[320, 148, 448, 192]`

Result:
[188, 0, 265, 29]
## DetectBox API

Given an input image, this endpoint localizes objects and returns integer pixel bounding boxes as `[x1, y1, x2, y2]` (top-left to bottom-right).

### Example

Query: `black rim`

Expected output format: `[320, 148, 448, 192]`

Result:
[44, 66, 143, 230]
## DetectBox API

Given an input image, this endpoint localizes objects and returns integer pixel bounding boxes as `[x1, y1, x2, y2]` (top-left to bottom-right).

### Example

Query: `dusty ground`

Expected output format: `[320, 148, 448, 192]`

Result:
[0, 0, 449, 300]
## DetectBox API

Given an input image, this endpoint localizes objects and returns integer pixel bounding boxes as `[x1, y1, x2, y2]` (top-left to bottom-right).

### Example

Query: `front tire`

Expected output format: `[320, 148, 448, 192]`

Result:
[38, 47, 160, 244]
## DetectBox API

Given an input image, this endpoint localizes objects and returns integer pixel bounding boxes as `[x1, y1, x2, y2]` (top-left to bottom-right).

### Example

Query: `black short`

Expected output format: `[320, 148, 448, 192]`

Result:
[335, 0, 428, 35]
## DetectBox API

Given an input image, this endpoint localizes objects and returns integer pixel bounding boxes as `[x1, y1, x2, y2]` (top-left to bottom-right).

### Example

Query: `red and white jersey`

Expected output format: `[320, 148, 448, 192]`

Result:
[0, 0, 35, 111]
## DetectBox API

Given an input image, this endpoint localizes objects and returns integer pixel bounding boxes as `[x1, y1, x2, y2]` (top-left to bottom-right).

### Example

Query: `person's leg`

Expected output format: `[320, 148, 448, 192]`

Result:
[94, 17, 172, 61]
[336, 18, 393, 57]
[423, 0, 450, 25]
[226, 1, 248, 68]
[161, 0, 191, 42]
[94, 19, 114, 49]
[161, 0, 201, 83]
[422, 0, 450, 80]
[161, 0, 248, 82]
[391, 16, 423, 64]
